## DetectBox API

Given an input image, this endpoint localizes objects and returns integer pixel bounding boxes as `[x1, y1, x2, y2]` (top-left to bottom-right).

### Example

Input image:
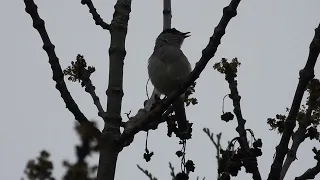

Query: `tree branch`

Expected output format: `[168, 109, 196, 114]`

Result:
[163, 0, 172, 30]
[137, 165, 158, 180]
[119, 0, 241, 146]
[280, 95, 317, 180]
[223, 61, 261, 180]
[96, 0, 132, 180]
[83, 79, 106, 118]
[23, 0, 101, 139]
[81, 0, 110, 30]
[295, 162, 320, 180]
[268, 23, 320, 180]
[169, 162, 176, 179]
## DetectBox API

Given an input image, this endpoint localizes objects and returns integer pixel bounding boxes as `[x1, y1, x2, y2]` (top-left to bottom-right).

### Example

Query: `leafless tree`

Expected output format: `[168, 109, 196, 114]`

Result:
[22, 0, 319, 180]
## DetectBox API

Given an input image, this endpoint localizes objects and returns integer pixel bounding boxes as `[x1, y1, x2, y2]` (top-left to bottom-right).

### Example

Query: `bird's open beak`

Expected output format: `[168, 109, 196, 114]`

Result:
[182, 32, 191, 38]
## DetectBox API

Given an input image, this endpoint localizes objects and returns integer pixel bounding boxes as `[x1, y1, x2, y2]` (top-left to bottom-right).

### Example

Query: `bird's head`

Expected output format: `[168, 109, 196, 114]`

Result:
[155, 28, 190, 48]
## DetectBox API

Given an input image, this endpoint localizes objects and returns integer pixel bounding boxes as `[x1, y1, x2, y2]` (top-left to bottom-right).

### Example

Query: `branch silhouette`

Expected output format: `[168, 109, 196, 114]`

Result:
[24, 0, 101, 140]
[268, 23, 320, 180]
[81, 0, 110, 30]
[280, 80, 319, 180]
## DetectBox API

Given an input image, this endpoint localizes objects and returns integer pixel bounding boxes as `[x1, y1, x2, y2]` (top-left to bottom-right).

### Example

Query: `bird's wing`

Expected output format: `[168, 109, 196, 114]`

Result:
[158, 46, 191, 82]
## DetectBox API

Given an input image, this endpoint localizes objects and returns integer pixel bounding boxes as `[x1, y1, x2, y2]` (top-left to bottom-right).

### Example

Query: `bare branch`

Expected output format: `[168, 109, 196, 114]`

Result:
[268, 23, 320, 180]
[96, 0, 132, 180]
[23, 0, 101, 139]
[81, 0, 110, 30]
[280, 94, 317, 180]
[119, 0, 242, 146]
[295, 162, 320, 180]
[163, 0, 172, 29]
[83, 79, 106, 118]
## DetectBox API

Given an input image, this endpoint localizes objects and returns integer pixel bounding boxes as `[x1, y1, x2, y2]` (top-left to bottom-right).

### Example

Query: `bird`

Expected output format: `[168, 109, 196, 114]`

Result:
[148, 28, 191, 135]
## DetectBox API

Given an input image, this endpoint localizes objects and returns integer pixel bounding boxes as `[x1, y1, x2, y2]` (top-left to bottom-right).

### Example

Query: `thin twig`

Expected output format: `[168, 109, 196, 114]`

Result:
[24, 0, 101, 139]
[119, 0, 242, 146]
[169, 162, 176, 179]
[137, 165, 158, 180]
[81, 0, 110, 30]
[267, 23, 320, 180]
[203, 128, 222, 180]
[83, 79, 106, 118]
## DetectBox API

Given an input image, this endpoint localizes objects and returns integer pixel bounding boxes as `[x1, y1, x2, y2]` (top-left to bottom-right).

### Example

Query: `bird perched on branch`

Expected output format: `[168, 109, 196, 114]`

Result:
[148, 28, 191, 135]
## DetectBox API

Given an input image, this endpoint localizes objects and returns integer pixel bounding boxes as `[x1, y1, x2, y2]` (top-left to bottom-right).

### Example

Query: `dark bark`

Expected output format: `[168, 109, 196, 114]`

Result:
[163, 0, 172, 29]
[280, 96, 317, 179]
[96, 0, 132, 180]
[23, 0, 101, 139]
[267, 23, 320, 180]
[81, 0, 110, 30]
[24, 0, 133, 179]
[224, 62, 262, 180]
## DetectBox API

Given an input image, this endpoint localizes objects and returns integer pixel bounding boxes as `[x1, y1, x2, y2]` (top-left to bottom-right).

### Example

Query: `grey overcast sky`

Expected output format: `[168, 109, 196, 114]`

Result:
[1, 0, 320, 179]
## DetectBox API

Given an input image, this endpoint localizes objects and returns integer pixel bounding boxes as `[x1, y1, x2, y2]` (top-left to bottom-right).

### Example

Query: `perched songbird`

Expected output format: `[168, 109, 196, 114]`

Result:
[148, 28, 191, 134]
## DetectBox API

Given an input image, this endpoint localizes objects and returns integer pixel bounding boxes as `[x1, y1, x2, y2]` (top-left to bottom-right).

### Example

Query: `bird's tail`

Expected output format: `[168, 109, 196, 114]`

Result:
[172, 98, 188, 134]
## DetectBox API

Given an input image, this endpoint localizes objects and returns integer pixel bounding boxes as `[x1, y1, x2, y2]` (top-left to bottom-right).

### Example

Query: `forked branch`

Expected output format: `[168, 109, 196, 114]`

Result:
[280, 88, 318, 180]
[24, 0, 101, 140]
[268, 23, 320, 180]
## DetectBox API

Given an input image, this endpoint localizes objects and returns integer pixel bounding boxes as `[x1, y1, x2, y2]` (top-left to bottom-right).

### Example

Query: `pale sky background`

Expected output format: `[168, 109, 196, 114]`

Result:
[2, 0, 320, 179]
